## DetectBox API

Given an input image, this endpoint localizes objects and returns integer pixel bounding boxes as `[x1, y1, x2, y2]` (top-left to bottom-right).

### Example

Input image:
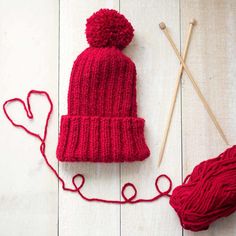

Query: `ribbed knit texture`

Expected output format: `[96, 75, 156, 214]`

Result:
[56, 9, 150, 162]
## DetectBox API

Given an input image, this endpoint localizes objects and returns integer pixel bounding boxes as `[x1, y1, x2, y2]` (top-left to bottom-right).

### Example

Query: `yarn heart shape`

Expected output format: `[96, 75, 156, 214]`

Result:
[3, 90, 53, 142]
[3, 90, 174, 205]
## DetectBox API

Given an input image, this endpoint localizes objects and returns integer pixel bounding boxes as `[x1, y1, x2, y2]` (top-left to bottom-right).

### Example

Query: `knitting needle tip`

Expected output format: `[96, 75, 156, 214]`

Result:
[159, 22, 166, 30]
[190, 19, 197, 25]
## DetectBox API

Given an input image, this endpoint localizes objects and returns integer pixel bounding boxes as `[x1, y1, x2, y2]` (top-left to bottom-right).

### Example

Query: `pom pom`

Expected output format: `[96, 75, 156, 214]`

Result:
[86, 9, 134, 50]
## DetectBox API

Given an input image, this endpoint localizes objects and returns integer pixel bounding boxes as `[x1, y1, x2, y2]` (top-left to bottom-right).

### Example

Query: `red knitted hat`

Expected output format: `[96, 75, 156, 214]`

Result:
[56, 9, 150, 162]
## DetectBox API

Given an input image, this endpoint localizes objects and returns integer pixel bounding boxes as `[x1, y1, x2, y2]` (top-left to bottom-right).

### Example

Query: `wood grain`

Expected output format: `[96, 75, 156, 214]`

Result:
[1, 1, 236, 236]
[0, 0, 59, 235]
[120, 0, 182, 235]
[58, 1, 121, 236]
[181, 0, 236, 235]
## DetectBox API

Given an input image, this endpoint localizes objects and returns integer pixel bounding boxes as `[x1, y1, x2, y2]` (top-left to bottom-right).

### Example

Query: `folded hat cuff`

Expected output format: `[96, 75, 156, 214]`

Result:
[56, 115, 150, 162]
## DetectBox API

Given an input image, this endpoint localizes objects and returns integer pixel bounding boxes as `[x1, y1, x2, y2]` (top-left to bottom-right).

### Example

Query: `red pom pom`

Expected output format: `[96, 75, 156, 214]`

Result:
[86, 9, 134, 50]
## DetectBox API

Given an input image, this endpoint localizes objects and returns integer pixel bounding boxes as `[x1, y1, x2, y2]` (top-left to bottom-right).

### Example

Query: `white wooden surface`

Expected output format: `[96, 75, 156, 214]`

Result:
[0, 0, 236, 236]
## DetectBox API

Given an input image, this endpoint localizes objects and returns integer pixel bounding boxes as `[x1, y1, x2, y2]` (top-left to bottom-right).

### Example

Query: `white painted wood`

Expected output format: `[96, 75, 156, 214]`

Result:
[181, 1, 236, 235]
[1, 1, 236, 236]
[120, 1, 182, 235]
[0, 0, 59, 235]
[58, 1, 121, 236]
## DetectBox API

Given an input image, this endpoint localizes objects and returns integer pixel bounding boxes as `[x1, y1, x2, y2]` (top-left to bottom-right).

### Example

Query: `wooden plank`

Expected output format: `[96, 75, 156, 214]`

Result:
[181, 0, 236, 235]
[0, 0, 59, 235]
[1, 1, 236, 235]
[58, 1, 121, 236]
[120, 1, 182, 235]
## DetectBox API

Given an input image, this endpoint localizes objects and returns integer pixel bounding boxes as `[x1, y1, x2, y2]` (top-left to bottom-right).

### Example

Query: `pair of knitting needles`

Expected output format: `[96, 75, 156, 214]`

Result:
[158, 20, 229, 166]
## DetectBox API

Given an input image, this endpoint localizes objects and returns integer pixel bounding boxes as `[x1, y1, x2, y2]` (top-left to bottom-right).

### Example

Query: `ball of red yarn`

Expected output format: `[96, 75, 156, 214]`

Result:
[170, 145, 236, 232]
[85, 9, 134, 50]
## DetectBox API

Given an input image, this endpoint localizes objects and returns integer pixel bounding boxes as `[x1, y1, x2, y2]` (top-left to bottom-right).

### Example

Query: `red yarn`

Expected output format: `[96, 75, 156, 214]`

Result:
[56, 9, 149, 162]
[3, 90, 171, 204]
[57, 47, 150, 162]
[3, 90, 236, 231]
[170, 145, 236, 231]
[86, 9, 134, 49]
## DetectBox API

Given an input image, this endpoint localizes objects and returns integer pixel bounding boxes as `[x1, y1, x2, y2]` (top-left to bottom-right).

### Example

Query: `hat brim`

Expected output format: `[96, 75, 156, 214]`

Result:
[56, 115, 150, 162]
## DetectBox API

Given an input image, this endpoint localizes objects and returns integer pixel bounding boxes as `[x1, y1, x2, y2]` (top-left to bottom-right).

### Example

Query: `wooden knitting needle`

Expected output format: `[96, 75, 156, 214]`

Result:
[159, 22, 229, 146]
[158, 19, 196, 167]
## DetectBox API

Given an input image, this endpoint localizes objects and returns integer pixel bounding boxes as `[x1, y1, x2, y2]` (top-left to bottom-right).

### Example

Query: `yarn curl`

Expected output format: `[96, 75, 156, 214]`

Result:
[86, 9, 134, 50]
[3, 90, 171, 204]
[3, 90, 236, 232]
[170, 146, 236, 231]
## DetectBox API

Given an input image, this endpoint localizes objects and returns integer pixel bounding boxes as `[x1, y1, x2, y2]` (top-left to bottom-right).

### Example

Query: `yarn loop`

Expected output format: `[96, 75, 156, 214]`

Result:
[3, 90, 171, 204]
[121, 183, 137, 202]
[155, 174, 172, 195]
[3, 90, 236, 232]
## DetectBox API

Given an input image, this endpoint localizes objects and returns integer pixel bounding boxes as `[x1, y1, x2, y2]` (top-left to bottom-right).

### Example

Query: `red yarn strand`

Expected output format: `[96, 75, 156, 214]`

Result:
[4, 90, 236, 231]
[3, 90, 172, 204]
[170, 145, 236, 231]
